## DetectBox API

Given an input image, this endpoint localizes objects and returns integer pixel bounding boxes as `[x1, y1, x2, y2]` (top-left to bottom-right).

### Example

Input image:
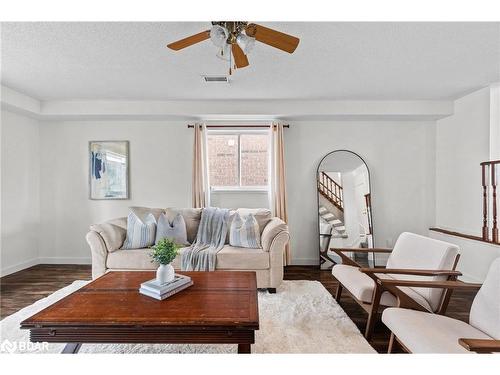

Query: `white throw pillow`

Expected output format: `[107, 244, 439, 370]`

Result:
[155, 212, 189, 246]
[121, 211, 157, 249]
[229, 213, 261, 248]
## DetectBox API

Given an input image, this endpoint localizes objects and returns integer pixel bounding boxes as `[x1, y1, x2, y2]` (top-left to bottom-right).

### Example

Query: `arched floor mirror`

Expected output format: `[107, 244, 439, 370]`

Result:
[317, 150, 375, 269]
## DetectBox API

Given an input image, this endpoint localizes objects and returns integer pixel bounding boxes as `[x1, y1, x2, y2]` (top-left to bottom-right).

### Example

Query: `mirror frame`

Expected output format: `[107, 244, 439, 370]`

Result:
[316, 149, 375, 268]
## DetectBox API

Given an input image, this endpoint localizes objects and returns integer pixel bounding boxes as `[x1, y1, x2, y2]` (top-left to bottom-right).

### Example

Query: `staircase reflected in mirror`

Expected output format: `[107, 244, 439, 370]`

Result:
[317, 150, 374, 269]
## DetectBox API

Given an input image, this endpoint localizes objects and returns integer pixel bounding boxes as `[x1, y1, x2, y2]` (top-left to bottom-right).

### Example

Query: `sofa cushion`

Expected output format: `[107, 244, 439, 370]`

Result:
[216, 245, 269, 270]
[226, 208, 272, 244]
[106, 248, 157, 270]
[165, 208, 201, 244]
[121, 212, 157, 249]
[332, 264, 432, 311]
[229, 213, 261, 248]
[230, 208, 272, 233]
[155, 212, 189, 246]
[107, 245, 269, 271]
[382, 307, 492, 353]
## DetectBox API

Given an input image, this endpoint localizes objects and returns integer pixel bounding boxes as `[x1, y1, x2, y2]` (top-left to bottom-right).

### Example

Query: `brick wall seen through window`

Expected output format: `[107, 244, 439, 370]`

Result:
[207, 132, 269, 187]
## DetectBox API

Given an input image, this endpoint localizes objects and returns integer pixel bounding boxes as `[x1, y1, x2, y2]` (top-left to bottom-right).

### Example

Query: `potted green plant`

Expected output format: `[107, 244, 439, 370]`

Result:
[149, 238, 181, 284]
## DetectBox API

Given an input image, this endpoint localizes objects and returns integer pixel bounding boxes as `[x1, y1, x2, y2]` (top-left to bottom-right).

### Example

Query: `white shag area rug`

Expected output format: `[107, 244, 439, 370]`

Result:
[0, 280, 375, 354]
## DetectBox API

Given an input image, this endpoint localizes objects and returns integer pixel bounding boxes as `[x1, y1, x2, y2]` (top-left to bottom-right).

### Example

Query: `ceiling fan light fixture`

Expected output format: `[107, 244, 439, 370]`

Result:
[236, 33, 255, 54]
[216, 43, 231, 61]
[210, 25, 229, 48]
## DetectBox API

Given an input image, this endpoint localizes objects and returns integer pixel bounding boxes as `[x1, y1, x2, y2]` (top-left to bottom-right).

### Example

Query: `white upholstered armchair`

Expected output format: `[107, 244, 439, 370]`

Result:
[381, 257, 500, 353]
[331, 232, 461, 340]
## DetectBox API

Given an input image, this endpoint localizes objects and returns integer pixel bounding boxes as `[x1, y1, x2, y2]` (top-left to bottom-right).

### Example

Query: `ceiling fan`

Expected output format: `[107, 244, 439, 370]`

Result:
[167, 22, 300, 74]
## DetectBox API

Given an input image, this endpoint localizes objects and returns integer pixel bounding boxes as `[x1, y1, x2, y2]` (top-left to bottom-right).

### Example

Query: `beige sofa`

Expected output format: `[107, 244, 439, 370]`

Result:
[86, 208, 290, 292]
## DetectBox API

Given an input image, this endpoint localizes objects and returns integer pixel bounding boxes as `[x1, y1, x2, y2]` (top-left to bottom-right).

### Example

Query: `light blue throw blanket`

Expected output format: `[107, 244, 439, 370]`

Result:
[181, 207, 230, 271]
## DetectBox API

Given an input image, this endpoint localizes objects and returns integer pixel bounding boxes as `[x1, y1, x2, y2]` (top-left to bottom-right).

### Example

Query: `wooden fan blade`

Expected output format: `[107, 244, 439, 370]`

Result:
[247, 24, 299, 53]
[167, 30, 210, 51]
[232, 44, 249, 69]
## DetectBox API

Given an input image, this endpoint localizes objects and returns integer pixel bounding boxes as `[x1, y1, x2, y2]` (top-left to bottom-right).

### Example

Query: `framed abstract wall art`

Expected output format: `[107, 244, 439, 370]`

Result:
[89, 141, 129, 200]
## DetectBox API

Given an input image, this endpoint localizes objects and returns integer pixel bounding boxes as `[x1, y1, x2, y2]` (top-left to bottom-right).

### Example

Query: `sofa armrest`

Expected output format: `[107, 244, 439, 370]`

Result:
[89, 217, 127, 252]
[265, 219, 290, 289]
[261, 217, 289, 252]
[86, 231, 108, 279]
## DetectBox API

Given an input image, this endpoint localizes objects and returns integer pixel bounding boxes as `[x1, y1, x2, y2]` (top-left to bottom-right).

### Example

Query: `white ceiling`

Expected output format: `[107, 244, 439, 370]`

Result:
[1, 22, 499, 101]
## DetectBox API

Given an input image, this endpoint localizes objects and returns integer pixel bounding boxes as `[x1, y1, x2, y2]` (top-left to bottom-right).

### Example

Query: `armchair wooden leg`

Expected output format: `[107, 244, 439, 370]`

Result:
[388, 333, 396, 353]
[334, 284, 343, 302]
[364, 285, 382, 340]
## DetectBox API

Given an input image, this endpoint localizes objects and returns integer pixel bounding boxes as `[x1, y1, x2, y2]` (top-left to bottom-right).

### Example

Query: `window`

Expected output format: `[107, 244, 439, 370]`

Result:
[207, 131, 269, 189]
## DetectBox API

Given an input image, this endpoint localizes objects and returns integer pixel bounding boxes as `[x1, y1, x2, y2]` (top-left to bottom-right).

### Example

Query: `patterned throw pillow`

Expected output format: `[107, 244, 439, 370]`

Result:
[155, 213, 189, 246]
[121, 211, 157, 249]
[229, 213, 261, 248]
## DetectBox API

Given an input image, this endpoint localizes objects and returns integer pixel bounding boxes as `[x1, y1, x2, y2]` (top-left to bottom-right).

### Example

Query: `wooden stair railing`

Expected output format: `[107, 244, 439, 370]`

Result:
[481, 160, 499, 243]
[317, 172, 344, 211]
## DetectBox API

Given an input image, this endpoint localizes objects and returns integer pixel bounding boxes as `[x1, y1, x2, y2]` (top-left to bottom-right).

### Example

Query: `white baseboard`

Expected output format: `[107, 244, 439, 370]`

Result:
[1, 258, 39, 277]
[1, 257, 91, 277]
[289, 258, 319, 266]
[38, 257, 91, 265]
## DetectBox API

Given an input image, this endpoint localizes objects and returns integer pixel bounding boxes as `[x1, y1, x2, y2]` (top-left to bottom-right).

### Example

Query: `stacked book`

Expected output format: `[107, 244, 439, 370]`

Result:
[139, 274, 193, 300]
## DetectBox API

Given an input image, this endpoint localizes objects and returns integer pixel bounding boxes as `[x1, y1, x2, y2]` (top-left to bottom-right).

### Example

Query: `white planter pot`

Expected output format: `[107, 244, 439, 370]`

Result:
[156, 263, 175, 284]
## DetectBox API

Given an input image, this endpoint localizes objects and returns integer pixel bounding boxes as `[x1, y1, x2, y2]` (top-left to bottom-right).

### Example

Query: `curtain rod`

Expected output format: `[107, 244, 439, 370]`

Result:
[187, 124, 289, 128]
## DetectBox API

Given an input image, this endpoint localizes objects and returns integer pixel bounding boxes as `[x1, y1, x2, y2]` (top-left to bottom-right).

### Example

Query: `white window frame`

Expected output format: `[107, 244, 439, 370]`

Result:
[206, 128, 271, 193]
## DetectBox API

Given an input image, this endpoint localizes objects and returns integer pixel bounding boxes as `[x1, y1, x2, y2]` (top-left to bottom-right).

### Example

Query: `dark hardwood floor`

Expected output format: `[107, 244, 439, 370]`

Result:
[0, 264, 92, 320]
[0, 264, 476, 353]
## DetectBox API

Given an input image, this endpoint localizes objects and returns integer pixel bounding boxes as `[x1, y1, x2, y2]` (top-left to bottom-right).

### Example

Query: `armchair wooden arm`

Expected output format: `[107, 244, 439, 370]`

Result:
[376, 278, 482, 313]
[458, 338, 500, 353]
[332, 248, 392, 267]
[377, 279, 482, 290]
[359, 268, 462, 277]
[332, 248, 393, 253]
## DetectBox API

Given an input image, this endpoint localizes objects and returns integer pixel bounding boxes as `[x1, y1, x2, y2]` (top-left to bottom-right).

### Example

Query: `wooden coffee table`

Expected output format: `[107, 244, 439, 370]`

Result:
[21, 271, 259, 354]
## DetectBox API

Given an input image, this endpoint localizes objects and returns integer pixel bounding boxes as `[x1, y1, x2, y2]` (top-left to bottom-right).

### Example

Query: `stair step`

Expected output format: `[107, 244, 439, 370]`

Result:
[318, 206, 328, 213]
[331, 234, 349, 239]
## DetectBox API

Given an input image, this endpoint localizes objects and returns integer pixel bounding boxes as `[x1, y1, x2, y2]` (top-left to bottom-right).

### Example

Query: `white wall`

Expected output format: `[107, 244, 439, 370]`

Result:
[210, 191, 269, 209]
[34, 119, 436, 267]
[429, 231, 500, 283]
[1, 110, 40, 275]
[435, 87, 490, 235]
[490, 83, 500, 160]
[286, 121, 436, 265]
[2, 84, 498, 279]
[434, 86, 500, 282]
[38, 121, 192, 262]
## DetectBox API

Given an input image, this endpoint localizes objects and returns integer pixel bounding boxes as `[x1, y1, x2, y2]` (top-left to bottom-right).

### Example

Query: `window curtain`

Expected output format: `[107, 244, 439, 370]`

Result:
[270, 122, 291, 265]
[192, 123, 207, 208]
